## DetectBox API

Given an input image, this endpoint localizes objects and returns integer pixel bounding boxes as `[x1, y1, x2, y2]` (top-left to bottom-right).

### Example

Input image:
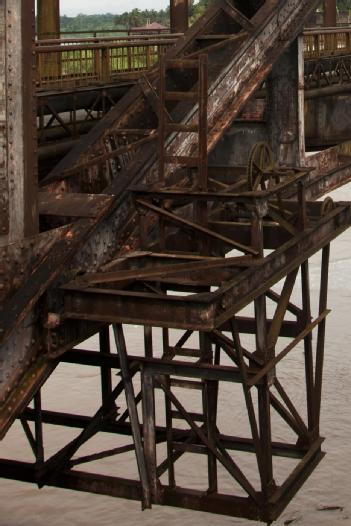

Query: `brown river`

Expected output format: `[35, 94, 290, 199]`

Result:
[1, 186, 351, 526]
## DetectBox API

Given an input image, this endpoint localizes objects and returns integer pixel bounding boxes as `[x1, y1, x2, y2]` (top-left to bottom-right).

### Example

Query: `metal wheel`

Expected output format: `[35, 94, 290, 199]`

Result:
[247, 142, 274, 191]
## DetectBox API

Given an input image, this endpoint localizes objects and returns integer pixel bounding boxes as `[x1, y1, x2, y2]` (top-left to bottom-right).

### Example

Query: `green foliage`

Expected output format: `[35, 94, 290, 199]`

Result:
[60, 14, 121, 33]
[338, 0, 351, 11]
[59, 1, 219, 34]
[189, 0, 216, 24]
[60, 0, 351, 35]
[114, 8, 170, 28]
[60, 8, 170, 34]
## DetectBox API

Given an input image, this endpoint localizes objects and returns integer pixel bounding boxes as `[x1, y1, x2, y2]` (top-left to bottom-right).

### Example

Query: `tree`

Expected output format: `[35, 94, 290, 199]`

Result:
[189, 0, 217, 24]
[338, 0, 351, 10]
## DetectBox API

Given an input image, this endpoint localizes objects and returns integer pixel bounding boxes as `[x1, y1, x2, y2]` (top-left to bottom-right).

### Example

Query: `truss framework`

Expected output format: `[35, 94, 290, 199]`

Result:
[1, 1, 351, 524]
[0, 237, 331, 523]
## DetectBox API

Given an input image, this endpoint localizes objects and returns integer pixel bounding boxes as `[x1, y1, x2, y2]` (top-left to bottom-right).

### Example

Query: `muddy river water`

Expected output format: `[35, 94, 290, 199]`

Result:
[1, 187, 351, 526]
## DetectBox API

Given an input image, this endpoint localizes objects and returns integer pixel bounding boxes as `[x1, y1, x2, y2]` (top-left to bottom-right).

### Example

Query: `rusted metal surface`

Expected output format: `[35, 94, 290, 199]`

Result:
[267, 37, 305, 164]
[34, 28, 351, 93]
[170, 0, 189, 34]
[37, 0, 61, 81]
[33, 26, 351, 164]
[0, 3, 8, 237]
[48, 0, 317, 186]
[2, 0, 351, 523]
[37, 0, 60, 40]
[0, 0, 39, 426]
[36, 84, 133, 169]
[0, 197, 336, 520]
[35, 36, 179, 91]
[38, 192, 114, 219]
[61, 197, 349, 330]
[305, 55, 351, 93]
[0, 0, 37, 247]
[323, 0, 337, 28]
[304, 27, 351, 59]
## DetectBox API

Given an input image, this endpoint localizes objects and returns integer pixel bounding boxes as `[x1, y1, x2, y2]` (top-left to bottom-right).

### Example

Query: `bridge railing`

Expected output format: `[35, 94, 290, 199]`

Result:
[304, 28, 351, 59]
[35, 35, 180, 91]
[38, 28, 170, 39]
[36, 29, 351, 91]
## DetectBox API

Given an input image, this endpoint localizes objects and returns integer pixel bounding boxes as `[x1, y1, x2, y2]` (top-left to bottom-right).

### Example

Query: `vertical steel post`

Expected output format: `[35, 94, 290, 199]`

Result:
[164, 374, 175, 487]
[200, 332, 218, 494]
[144, 326, 153, 358]
[34, 391, 44, 466]
[198, 54, 208, 193]
[142, 368, 159, 502]
[196, 54, 209, 253]
[37, 0, 61, 81]
[255, 295, 274, 497]
[113, 324, 151, 509]
[170, 0, 189, 34]
[37, 0, 60, 39]
[158, 56, 166, 184]
[0, 0, 38, 247]
[267, 37, 305, 166]
[315, 244, 330, 432]
[324, 0, 337, 27]
[158, 56, 166, 249]
[251, 206, 274, 497]
[99, 328, 113, 406]
[301, 261, 316, 433]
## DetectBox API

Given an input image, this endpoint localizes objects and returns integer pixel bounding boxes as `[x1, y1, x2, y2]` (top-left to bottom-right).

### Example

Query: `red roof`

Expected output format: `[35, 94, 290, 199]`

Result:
[131, 22, 168, 31]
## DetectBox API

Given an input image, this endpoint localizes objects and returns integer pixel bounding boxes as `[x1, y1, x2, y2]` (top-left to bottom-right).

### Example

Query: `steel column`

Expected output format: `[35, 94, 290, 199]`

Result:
[267, 36, 305, 165]
[37, 0, 61, 80]
[323, 0, 337, 27]
[170, 0, 188, 34]
[37, 0, 60, 39]
[0, 0, 38, 247]
[99, 328, 113, 406]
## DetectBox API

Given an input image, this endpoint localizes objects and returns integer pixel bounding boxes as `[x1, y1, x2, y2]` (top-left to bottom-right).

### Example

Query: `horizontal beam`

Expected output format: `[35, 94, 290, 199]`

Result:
[0, 447, 325, 523]
[74, 256, 259, 287]
[39, 193, 113, 219]
[37, 39, 178, 53]
[0, 458, 142, 501]
[22, 408, 307, 459]
[62, 205, 351, 330]
[63, 349, 254, 383]
[0, 458, 260, 519]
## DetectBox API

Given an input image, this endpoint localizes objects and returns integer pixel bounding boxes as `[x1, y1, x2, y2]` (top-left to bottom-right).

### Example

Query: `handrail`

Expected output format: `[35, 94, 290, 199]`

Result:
[37, 39, 179, 53]
[304, 27, 351, 35]
[37, 28, 171, 38]
[35, 28, 351, 91]
[35, 37, 177, 90]
[36, 34, 183, 47]
[304, 27, 351, 59]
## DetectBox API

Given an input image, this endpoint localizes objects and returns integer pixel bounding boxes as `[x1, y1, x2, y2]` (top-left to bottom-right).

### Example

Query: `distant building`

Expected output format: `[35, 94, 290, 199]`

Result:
[130, 22, 169, 35]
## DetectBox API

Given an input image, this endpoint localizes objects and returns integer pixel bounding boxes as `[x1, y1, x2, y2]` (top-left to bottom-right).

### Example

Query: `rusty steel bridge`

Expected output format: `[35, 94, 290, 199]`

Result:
[1, 0, 351, 524]
[35, 25, 351, 174]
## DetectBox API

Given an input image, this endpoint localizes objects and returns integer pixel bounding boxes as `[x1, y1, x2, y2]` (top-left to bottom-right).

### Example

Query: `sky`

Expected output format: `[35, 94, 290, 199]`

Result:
[60, 0, 169, 16]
